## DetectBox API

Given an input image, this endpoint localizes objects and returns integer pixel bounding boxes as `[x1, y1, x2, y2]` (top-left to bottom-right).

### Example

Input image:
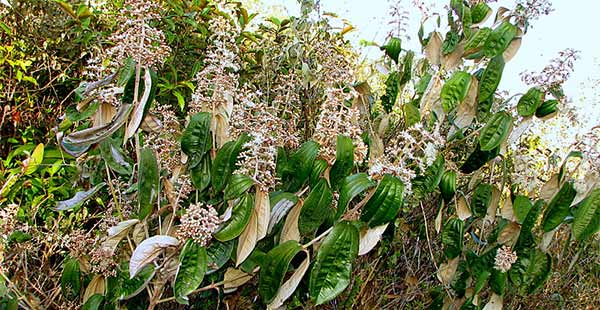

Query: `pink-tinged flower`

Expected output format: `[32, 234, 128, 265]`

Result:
[494, 245, 518, 272]
[177, 203, 221, 247]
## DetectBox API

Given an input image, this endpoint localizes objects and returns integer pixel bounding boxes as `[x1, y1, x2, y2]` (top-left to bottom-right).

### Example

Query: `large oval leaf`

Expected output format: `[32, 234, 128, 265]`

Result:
[258, 240, 303, 303]
[211, 134, 250, 192]
[299, 179, 333, 236]
[223, 174, 254, 201]
[174, 239, 208, 304]
[483, 21, 517, 57]
[120, 264, 156, 300]
[517, 87, 545, 117]
[541, 181, 576, 232]
[181, 112, 212, 169]
[463, 27, 491, 56]
[412, 155, 445, 197]
[61, 257, 81, 299]
[471, 183, 494, 218]
[513, 195, 533, 224]
[460, 143, 500, 174]
[138, 148, 158, 220]
[479, 111, 512, 151]
[214, 194, 254, 241]
[441, 71, 472, 112]
[477, 55, 505, 103]
[336, 173, 376, 219]
[572, 188, 600, 241]
[286, 140, 320, 191]
[329, 135, 355, 190]
[309, 221, 359, 305]
[442, 217, 464, 259]
[361, 175, 405, 227]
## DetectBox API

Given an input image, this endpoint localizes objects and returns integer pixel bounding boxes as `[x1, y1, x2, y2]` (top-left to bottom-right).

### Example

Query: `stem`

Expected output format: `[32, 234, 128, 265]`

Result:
[303, 226, 333, 249]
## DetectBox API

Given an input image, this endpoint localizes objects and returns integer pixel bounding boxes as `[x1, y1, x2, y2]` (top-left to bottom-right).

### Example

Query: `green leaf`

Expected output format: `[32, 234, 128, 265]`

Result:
[329, 135, 354, 189]
[206, 240, 234, 274]
[483, 21, 517, 58]
[82, 294, 104, 310]
[412, 155, 445, 196]
[66, 101, 100, 122]
[61, 257, 81, 299]
[299, 179, 333, 236]
[224, 174, 255, 201]
[116, 58, 136, 87]
[460, 143, 500, 174]
[361, 175, 405, 227]
[259, 240, 303, 303]
[337, 173, 376, 220]
[513, 195, 533, 224]
[403, 102, 421, 126]
[517, 87, 545, 117]
[471, 183, 493, 218]
[479, 111, 512, 151]
[100, 140, 132, 175]
[190, 155, 211, 192]
[174, 240, 208, 304]
[463, 27, 492, 56]
[400, 51, 414, 85]
[381, 72, 400, 113]
[181, 112, 212, 169]
[23, 143, 44, 175]
[138, 148, 159, 220]
[490, 268, 507, 296]
[513, 249, 552, 295]
[441, 71, 472, 112]
[212, 134, 250, 192]
[471, 2, 492, 24]
[309, 221, 359, 305]
[380, 37, 402, 63]
[572, 188, 600, 241]
[541, 181, 576, 232]
[442, 218, 464, 259]
[286, 140, 320, 191]
[516, 200, 543, 250]
[120, 265, 156, 300]
[215, 194, 254, 241]
[309, 158, 329, 187]
[56, 182, 106, 211]
[478, 55, 505, 103]
[442, 30, 459, 55]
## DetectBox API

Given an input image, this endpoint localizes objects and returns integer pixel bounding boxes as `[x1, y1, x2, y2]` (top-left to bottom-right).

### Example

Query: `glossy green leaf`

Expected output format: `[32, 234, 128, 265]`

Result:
[299, 179, 333, 236]
[181, 112, 212, 169]
[516, 200, 543, 250]
[361, 174, 405, 227]
[337, 173, 376, 219]
[441, 71, 472, 112]
[309, 221, 359, 305]
[442, 30, 459, 55]
[535, 99, 559, 118]
[412, 155, 445, 197]
[100, 140, 132, 175]
[403, 102, 421, 126]
[138, 148, 158, 220]
[478, 55, 505, 103]
[483, 21, 517, 58]
[460, 143, 500, 174]
[490, 268, 506, 295]
[439, 170, 457, 203]
[479, 111, 512, 151]
[223, 174, 254, 201]
[120, 265, 156, 300]
[541, 181, 576, 232]
[287, 140, 320, 191]
[61, 257, 81, 299]
[206, 240, 234, 274]
[215, 194, 254, 241]
[381, 71, 400, 113]
[212, 134, 250, 192]
[572, 188, 600, 241]
[174, 240, 208, 304]
[259, 240, 303, 303]
[463, 27, 492, 56]
[309, 158, 329, 187]
[380, 37, 402, 63]
[56, 182, 106, 211]
[471, 183, 493, 218]
[513, 249, 552, 295]
[190, 155, 211, 192]
[82, 294, 104, 310]
[517, 87, 545, 117]
[471, 2, 492, 24]
[330, 135, 354, 189]
[513, 195, 533, 224]
[442, 218, 464, 259]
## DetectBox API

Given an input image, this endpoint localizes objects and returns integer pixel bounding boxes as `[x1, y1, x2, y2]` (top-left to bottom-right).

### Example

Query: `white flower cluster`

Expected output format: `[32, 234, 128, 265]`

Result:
[520, 48, 579, 94]
[368, 123, 445, 196]
[313, 88, 368, 165]
[107, 0, 171, 68]
[177, 203, 221, 247]
[494, 245, 518, 273]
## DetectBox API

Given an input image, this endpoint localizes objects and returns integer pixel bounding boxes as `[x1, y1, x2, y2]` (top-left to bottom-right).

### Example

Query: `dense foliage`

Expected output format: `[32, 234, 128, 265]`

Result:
[1, 0, 599, 309]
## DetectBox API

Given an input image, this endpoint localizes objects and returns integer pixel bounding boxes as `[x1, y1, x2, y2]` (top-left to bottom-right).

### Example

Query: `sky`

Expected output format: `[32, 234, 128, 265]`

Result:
[251, 0, 600, 128]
